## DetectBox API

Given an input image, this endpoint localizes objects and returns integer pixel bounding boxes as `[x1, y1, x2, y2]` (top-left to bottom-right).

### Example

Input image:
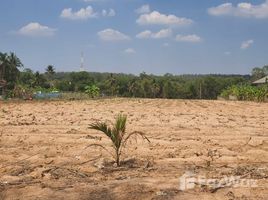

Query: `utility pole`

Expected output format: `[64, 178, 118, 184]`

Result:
[80, 52, 84, 72]
[199, 81, 202, 99]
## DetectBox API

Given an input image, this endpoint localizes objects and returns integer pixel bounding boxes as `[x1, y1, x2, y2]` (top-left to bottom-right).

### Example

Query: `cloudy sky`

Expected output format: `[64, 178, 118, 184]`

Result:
[1, 0, 268, 75]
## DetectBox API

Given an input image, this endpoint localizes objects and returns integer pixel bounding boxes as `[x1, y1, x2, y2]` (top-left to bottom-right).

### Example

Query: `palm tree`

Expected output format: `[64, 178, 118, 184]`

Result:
[46, 65, 55, 75]
[151, 82, 160, 98]
[0, 59, 6, 95]
[0, 52, 23, 77]
[45, 65, 56, 87]
[9, 52, 23, 70]
[34, 71, 47, 87]
[89, 114, 150, 167]
[0, 52, 23, 95]
[0, 53, 7, 96]
[105, 74, 119, 96]
[128, 80, 140, 97]
[0, 53, 8, 80]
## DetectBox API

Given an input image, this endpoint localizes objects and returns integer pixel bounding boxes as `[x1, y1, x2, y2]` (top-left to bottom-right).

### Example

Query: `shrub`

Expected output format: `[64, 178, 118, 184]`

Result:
[85, 85, 100, 98]
[220, 84, 268, 102]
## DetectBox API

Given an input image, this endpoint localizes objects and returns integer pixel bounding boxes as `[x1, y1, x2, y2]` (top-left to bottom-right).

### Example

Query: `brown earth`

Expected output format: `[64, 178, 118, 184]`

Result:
[0, 98, 267, 200]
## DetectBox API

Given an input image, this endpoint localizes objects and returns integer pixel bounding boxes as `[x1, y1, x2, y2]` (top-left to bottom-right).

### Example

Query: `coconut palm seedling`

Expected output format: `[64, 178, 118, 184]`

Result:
[89, 114, 150, 167]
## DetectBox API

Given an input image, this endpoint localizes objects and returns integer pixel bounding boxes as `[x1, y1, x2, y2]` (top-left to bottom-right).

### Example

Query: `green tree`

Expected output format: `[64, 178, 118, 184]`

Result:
[70, 71, 94, 92]
[55, 80, 74, 91]
[262, 65, 268, 76]
[162, 80, 177, 99]
[151, 81, 160, 98]
[202, 77, 220, 99]
[0, 52, 23, 95]
[105, 74, 119, 96]
[128, 79, 141, 97]
[252, 67, 265, 81]
[19, 68, 35, 87]
[0, 53, 8, 72]
[34, 72, 49, 88]
[46, 65, 55, 75]
[45, 65, 56, 88]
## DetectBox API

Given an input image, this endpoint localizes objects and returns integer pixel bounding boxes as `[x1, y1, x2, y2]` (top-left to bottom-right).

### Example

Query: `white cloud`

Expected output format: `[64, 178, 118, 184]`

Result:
[241, 40, 254, 49]
[102, 9, 107, 16]
[208, 3, 233, 16]
[83, 0, 108, 3]
[102, 9, 116, 17]
[98, 29, 130, 41]
[83, 0, 100, 2]
[108, 9, 116, 17]
[136, 11, 193, 26]
[136, 30, 152, 39]
[224, 51, 231, 55]
[208, 1, 268, 18]
[175, 34, 202, 43]
[60, 6, 97, 20]
[136, 29, 172, 39]
[163, 42, 169, 47]
[17, 22, 56, 37]
[153, 29, 172, 39]
[135, 4, 151, 14]
[124, 48, 136, 54]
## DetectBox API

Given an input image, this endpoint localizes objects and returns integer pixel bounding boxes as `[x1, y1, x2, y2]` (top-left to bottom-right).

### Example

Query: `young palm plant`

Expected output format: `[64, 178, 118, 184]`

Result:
[89, 114, 150, 167]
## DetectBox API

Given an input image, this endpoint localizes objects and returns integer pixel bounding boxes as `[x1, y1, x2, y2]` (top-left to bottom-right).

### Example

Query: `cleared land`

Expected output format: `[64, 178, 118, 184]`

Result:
[0, 99, 267, 200]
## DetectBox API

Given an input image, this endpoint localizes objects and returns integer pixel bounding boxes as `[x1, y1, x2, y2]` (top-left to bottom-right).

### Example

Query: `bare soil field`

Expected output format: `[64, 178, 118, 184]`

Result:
[0, 98, 267, 200]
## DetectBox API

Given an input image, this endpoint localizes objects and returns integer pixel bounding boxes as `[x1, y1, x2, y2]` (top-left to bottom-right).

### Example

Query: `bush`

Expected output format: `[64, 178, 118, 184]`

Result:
[85, 85, 100, 98]
[220, 84, 268, 102]
[8, 85, 34, 99]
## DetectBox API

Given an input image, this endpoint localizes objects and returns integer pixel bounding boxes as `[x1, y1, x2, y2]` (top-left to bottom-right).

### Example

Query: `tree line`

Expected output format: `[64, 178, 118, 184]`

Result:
[1, 51, 267, 100]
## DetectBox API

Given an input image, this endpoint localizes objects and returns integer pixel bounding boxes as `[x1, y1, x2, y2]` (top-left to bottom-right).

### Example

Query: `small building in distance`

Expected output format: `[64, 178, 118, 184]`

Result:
[252, 75, 268, 85]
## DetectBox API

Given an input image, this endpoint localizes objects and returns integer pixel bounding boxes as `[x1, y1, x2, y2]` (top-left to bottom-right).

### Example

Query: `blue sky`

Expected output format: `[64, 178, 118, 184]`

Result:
[1, 0, 268, 75]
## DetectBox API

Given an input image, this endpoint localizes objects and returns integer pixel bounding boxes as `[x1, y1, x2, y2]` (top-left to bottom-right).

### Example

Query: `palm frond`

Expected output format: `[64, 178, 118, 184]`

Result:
[120, 131, 150, 154]
[114, 114, 127, 134]
[112, 114, 127, 148]
[83, 143, 115, 159]
[89, 122, 112, 138]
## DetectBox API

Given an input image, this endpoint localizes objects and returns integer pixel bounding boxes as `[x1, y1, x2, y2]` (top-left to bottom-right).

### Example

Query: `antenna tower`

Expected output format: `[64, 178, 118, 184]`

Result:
[80, 52, 84, 72]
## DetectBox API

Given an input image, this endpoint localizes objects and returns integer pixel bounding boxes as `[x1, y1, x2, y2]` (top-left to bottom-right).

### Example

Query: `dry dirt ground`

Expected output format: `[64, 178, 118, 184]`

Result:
[0, 98, 267, 200]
